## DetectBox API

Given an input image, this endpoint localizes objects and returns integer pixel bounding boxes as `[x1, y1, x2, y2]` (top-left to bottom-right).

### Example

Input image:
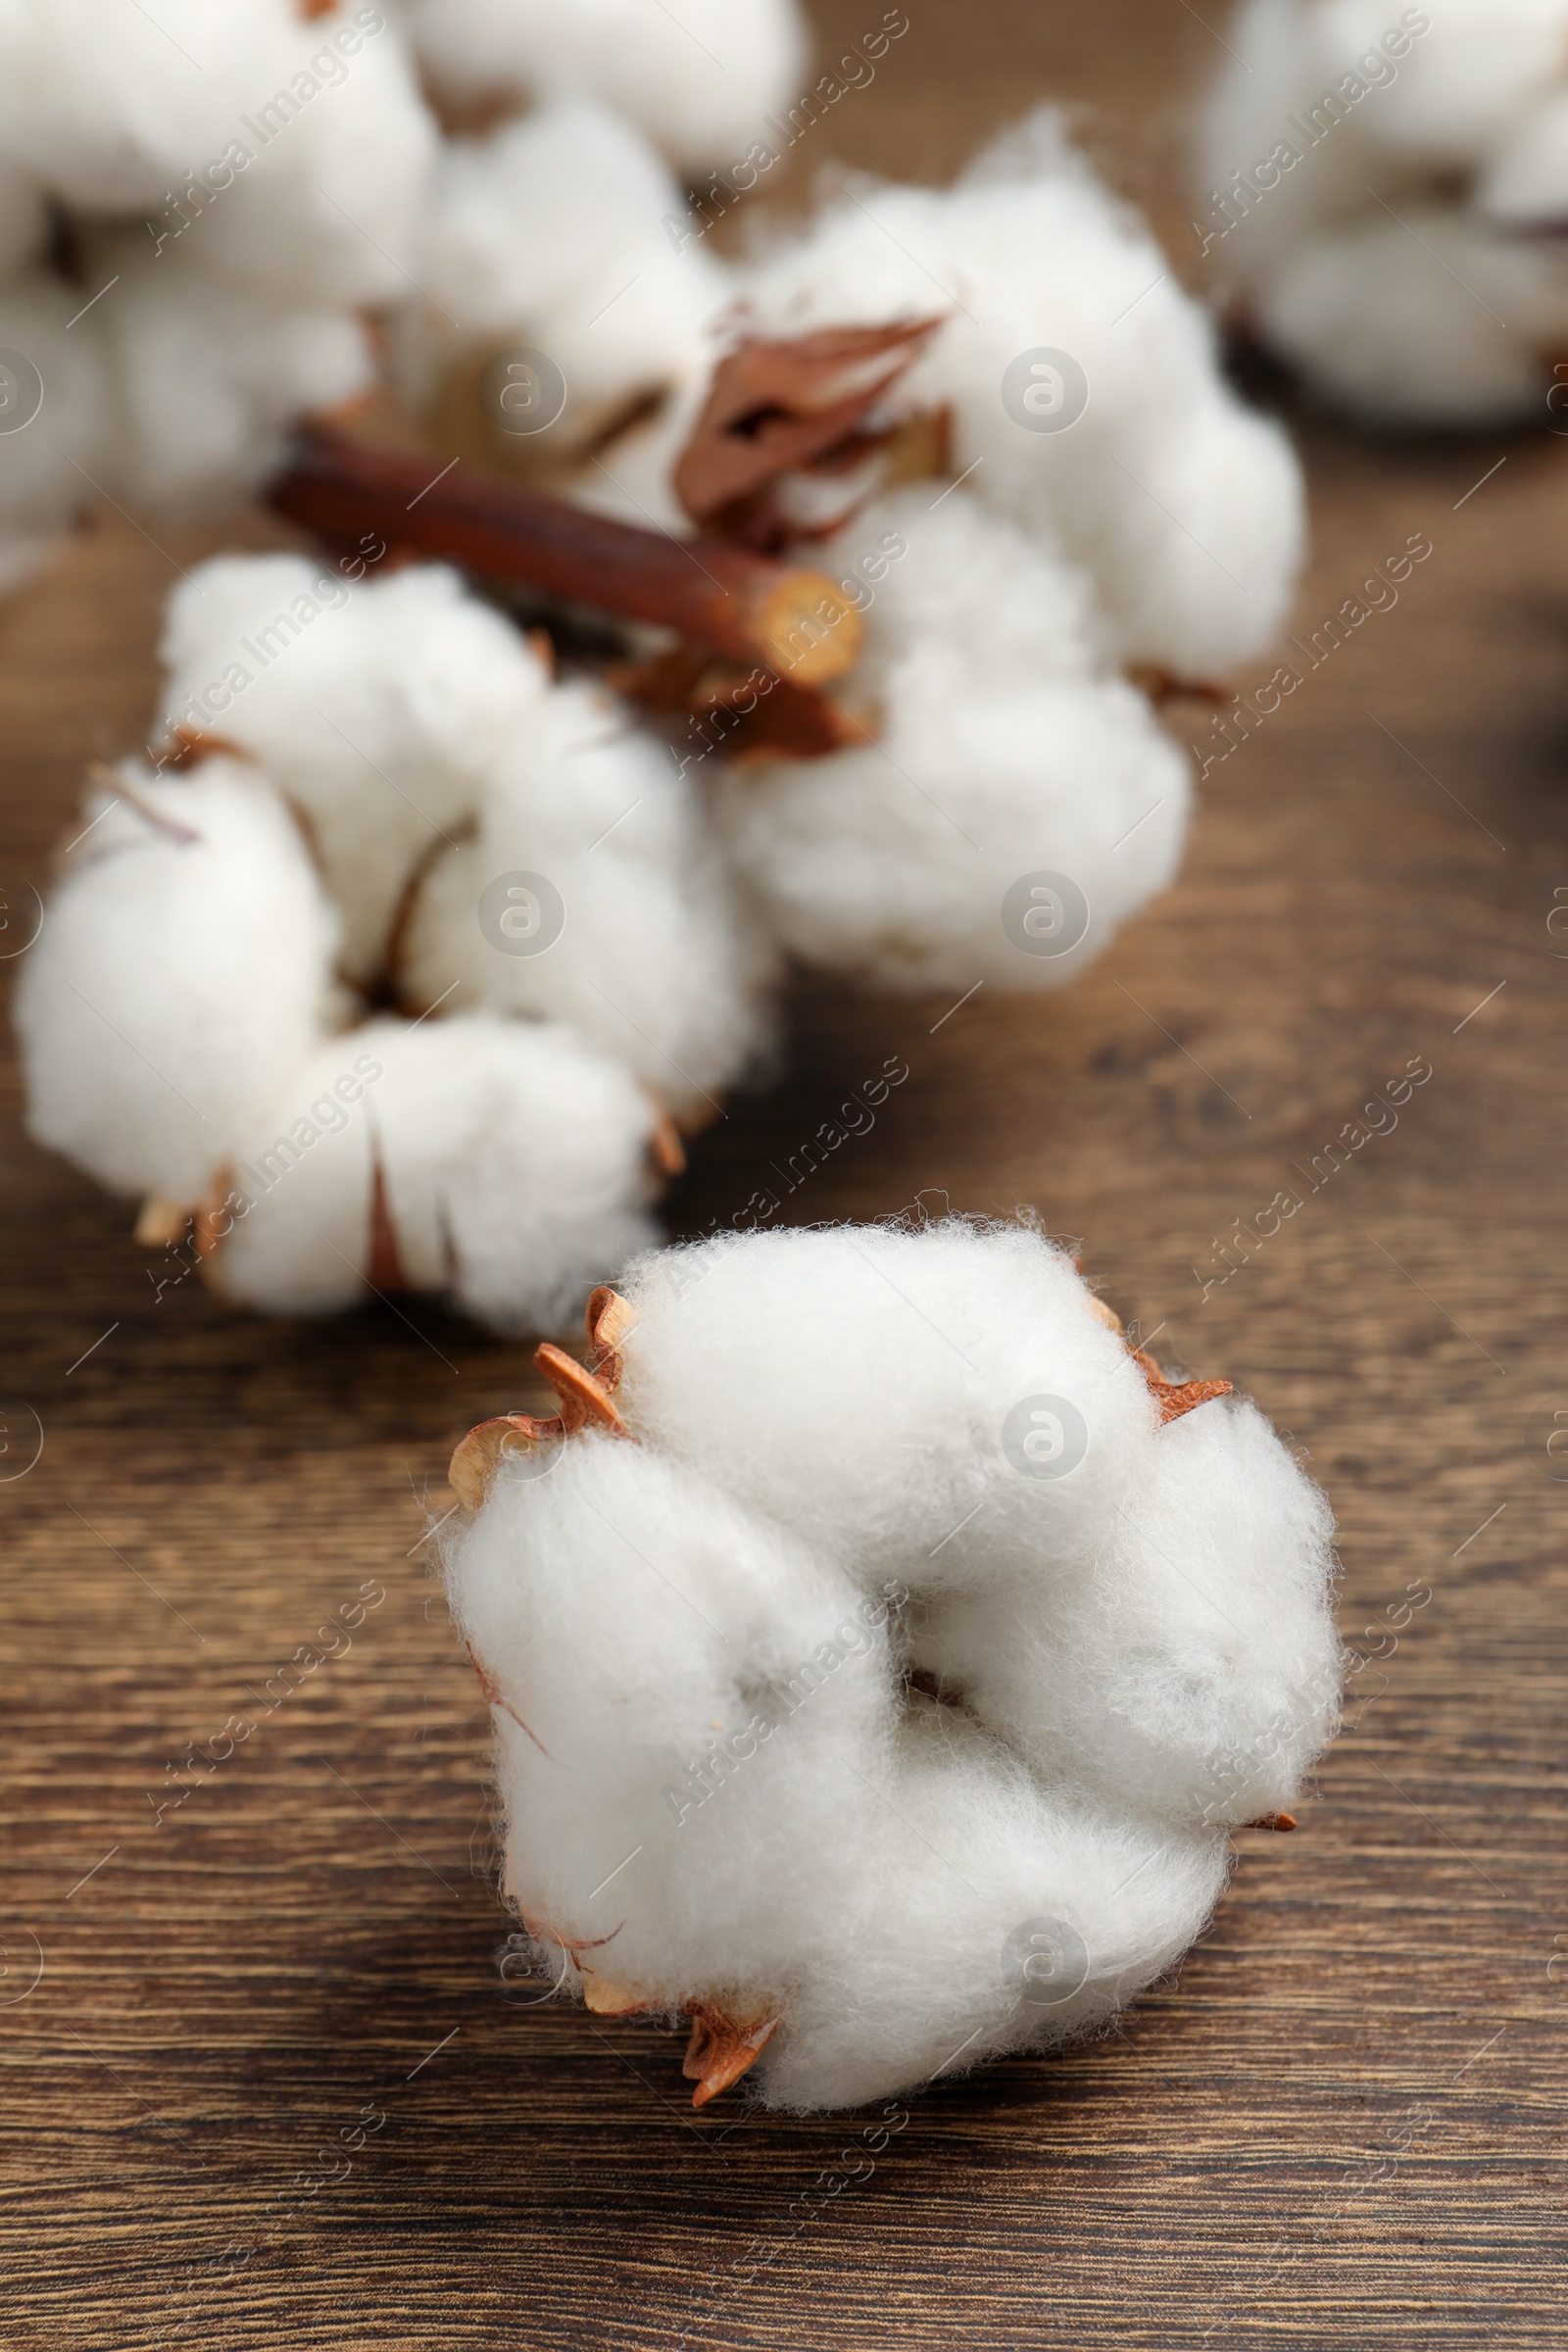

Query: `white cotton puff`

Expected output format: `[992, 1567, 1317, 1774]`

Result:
[160, 556, 552, 983]
[1308, 0, 1568, 168]
[400, 0, 808, 175]
[86, 231, 372, 512]
[395, 101, 730, 443]
[398, 677, 775, 1119]
[0, 0, 297, 213]
[218, 1011, 660, 1333]
[733, 111, 1305, 679]
[15, 755, 339, 1206]
[713, 490, 1190, 993]
[443, 1218, 1340, 2111]
[0, 270, 113, 594]
[1250, 204, 1567, 426]
[186, 8, 437, 310]
[1196, 1, 1568, 425]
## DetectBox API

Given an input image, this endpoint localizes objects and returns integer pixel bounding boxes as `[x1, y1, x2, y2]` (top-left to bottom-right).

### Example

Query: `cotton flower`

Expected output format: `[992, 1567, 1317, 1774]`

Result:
[1196, 0, 1568, 426]
[710, 487, 1191, 993]
[573, 113, 1304, 992]
[443, 1218, 1341, 2113]
[18, 556, 767, 1330]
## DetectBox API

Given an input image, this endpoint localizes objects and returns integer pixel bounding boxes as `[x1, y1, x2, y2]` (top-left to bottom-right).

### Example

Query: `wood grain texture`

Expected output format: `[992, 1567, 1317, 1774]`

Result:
[3, 5, 1567, 2346]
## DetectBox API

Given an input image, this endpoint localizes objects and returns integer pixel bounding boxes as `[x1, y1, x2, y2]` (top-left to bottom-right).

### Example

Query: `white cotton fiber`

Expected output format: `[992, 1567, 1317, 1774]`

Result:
[395, 100, 730, 456]
[732, 111, 1305, 679]
[398, 675, 774, 1118]
[443, 1218, 1341, 2112]
[187, 9, 437, 310]
[713, 490, 1190, 991]
[217, 1011, 660, 1333]
[88, 232, 373, 511]
[400, 0, 808, 175]
[0, 0, 295, 214]
[0, 270, 113, 595]
[1196, 0, 1568, 425]
[15, 755, 339, 1205]
[159, 556, 552, 982]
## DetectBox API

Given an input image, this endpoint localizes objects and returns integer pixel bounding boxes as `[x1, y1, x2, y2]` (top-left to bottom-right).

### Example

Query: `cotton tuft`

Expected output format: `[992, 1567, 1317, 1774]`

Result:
[443, 1219, 1342, 2112]
[21, 557, 767, 1331]
[1196, 1, 1568, 426]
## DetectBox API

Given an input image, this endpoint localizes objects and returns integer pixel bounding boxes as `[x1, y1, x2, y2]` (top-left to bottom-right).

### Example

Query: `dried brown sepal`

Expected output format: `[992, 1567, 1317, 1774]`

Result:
[366, 1152, 410, 1296]
[681, 2004, 782, 2108]
[674, 319, 944, 549]
[535, 1342, 628, 1436]
[157, 726, 245, 771]
[450, 1291, 639, 1507]
[580, 1975, 656, 2017]
[448, 1413, 562, 1510]
[382, 815, 477, 1006]
[648, 1110, 687, 1180]
[1131, 1347, 1234, 1426]
[1241, 1811, 1298, 1833]
[1126, 664, 1230, 709]
[427, 339, 668, 488]
[134, 1197, 192, 1249]
[585, 1286, 638, 1391]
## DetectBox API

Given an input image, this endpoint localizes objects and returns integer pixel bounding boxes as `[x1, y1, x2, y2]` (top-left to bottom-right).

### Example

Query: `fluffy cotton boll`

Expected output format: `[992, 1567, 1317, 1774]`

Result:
[401, 0, 808, 176]
[736, 115, 1304, 677]
[1196, 3, 1568, 424]
[912, 1398, 1341, 1833]
[395, 101, 730, 453]
[15, 756, 339, 1206]
[398, 681, 774, 1119]
[160, 557, 552, 982]
[1252, 205, 1568, 425]
[188, 11, 438, 309]
[1476, 89, 1568, 228]
[0, 0, 294, 213]
[615, 1223, 1166, 1587]
[443, 1218, 1337, 2109]
[89, 235, 372, 512]
[1308, 0, 1568, 170]
[0, 271, 113, 594]
[714, 493, 1189, 992]
[219, 1012, 660, 1332]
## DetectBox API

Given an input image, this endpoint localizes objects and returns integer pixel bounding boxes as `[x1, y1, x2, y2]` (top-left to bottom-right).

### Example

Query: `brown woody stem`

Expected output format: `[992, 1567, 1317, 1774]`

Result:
[270, 424, 863, 687]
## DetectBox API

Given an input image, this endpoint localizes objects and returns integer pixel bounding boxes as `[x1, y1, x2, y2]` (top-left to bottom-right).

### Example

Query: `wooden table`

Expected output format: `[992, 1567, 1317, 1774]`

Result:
[3, 4, 1565, 2344]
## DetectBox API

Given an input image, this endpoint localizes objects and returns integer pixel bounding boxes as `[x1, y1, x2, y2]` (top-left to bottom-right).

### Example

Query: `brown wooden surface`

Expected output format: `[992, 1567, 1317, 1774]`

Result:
[4, 6, 1567, 2346]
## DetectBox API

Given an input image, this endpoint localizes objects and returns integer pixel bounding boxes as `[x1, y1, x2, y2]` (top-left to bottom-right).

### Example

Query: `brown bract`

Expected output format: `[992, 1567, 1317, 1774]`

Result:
[447, 1286, 637, 1511]
[682, 2005, 782, 2107]
[674, 318, 946, 552]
